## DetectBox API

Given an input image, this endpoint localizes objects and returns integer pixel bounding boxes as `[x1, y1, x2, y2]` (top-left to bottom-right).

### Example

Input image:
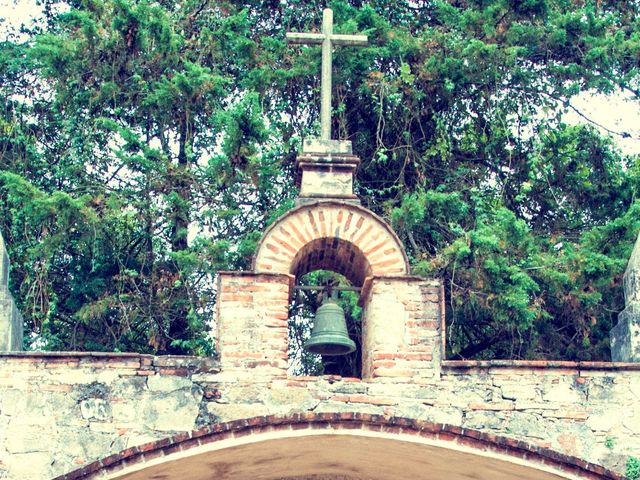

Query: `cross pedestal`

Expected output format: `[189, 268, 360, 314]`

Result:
[295, 139, 360, 205]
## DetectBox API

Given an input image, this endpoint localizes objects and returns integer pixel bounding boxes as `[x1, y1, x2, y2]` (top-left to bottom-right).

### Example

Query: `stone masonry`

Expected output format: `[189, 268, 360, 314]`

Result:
[295, 139, 361, 204]
[0, 353, 639, 479]
[360, 277, 441, 380]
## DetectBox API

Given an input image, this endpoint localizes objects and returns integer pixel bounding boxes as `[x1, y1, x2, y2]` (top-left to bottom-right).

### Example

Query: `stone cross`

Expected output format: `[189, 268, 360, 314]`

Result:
[286, 8, 368, 141]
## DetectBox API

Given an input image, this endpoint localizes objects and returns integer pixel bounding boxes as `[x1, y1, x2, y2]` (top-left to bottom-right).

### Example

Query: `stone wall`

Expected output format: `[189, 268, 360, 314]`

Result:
[0, 233, 22, 351]
[1, 352, 639, 479]
[54, 413, 624, 480]
[3, 265, 638, 480]
[0, 354, 218, 479]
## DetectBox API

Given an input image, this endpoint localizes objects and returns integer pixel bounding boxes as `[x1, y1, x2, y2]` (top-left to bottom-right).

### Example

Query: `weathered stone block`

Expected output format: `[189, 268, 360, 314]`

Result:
[147, 374, 192, 393]
[464, 410, 508, 430]
[0, 294, 22, 351]
[621, 408, 640, 432]
[206, 402, 269, 422]
[302, 139, 353, 154]
[295, 149, 360, 203]
[80, 398, 111, 421]
[5, 452, 52, 480]
[611, 307, 640, 361]
[5, 423, 55, 453]
[145, 390, 200, 432]
[1, 389, 74, 420]
[394, 402, 463, 425]
[586, 408, 622, 431]
[0, 234, 8, 291]
[510, 414, 558, 440]
[611, 232, 640, 362]
[0, 234, 22, 352]
[267, 386, 314, 405]
[624, 234, 640, 304]
[541, 380, 584, 404]
[499, 383, 539, 401]
[299, 169, 354, 198]
[111, 402, 140, 423]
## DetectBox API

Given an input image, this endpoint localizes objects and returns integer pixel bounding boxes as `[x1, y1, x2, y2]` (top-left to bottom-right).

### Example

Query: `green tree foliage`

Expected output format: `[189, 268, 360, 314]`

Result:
[1, 0, 639, 359]
[628, 456, 640, 480]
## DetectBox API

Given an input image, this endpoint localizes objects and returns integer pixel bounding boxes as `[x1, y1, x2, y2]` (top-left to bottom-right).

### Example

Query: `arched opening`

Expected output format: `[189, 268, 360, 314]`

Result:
[288, 270, 362, 377]
[287, 237, 368, 378]
[60, 414, 619, 480]
[99, 435, 574, 480]
[216, 202, 419, 380]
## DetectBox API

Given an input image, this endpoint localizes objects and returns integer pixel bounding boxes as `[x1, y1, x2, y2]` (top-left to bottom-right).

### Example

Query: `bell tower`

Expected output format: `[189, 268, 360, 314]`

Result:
[215, 8, 442, 381]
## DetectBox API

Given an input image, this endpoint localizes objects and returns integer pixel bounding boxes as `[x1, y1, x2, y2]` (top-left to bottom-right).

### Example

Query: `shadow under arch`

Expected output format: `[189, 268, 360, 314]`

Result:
[55, 413, 622, 480]
[291, 236, 371, 287]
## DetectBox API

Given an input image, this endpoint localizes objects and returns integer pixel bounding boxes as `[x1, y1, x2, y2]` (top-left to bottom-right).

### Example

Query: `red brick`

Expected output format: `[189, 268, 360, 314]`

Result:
[352, 224, 373, 245]
[372, 368, 417, 377]
[39, 384, 74, 393]
[394, 352, 432, 360]
[371, 258, 403, 269]
[372, 360, 396, 368]
[220, 293, 253, 302]
[468, 402, 515, 411]
[372, 353, 396, 360]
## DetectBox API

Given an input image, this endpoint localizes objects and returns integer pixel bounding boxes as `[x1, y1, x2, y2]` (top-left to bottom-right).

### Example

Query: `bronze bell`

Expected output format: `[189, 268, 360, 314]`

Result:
[303, 296, 356, 356]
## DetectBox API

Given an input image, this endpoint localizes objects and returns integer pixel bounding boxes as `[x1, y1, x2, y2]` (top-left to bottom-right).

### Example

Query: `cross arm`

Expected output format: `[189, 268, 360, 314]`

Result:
[331, 34, 368, 46]
[286, 32, 368, 47]
[286, 32, 324, 45]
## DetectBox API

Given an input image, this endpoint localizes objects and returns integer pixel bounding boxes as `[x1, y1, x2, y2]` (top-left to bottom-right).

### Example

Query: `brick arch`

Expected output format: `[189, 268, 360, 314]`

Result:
[56, 413, 622, 480]
[253, 201, 410, 286]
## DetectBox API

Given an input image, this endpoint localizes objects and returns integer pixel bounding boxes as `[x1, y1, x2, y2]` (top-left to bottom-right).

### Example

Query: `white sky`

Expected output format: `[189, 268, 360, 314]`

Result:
[0, 0, 40, 37]
[2, 0, 640, 156]
[563, 91, 640, 157]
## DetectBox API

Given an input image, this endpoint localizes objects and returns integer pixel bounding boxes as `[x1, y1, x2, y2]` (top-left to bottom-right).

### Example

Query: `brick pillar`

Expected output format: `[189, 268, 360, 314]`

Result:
[216, 272, 293, 378]
[360, 276, 441, 380]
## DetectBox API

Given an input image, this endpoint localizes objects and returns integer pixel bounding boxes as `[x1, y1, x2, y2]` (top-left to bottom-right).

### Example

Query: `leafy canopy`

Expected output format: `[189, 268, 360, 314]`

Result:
[1, 0, 639, 359]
